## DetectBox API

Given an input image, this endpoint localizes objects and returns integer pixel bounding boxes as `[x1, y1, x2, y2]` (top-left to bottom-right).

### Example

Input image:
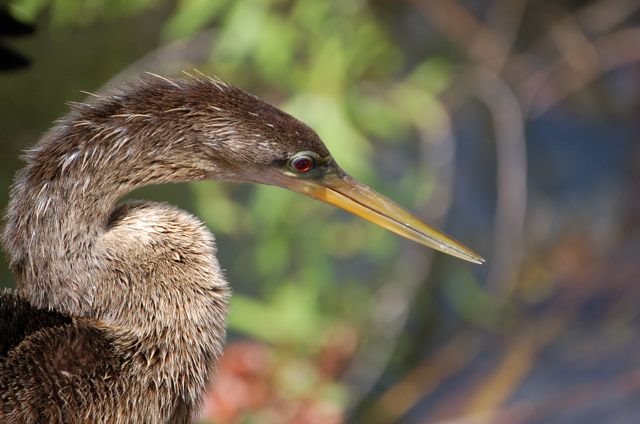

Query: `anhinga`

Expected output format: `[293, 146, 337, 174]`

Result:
[0, 74, 482, 423]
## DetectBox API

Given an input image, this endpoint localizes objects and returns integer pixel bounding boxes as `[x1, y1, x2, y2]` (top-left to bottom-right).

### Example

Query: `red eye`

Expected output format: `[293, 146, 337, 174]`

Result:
[290, 155, 315, 173]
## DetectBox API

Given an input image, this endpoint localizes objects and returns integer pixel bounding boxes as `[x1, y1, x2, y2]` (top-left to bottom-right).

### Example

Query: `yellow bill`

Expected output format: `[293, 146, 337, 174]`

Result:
[282, 171, 484, 264]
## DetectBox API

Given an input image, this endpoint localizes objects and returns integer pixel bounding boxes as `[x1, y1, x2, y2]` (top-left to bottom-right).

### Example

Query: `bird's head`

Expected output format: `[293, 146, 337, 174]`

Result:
[111, 75, 483, 264]
[167, 76, 482, 264]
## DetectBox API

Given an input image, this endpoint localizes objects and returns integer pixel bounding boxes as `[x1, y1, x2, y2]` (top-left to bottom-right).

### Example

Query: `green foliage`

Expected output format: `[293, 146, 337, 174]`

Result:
[10, 0, 156, 25]
[442, 269, 512, 330]
[229, 283, 328, 347]
[163, 0, 230, 39]
[8, 0, 49, 22]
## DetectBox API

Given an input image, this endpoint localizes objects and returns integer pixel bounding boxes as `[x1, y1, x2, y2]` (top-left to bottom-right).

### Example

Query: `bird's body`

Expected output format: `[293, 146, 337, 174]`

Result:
[0, 74, 482, 423]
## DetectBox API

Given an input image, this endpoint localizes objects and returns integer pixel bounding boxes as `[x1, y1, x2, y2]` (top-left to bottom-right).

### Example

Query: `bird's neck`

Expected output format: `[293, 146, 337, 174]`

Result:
[3, 105, 212, 312]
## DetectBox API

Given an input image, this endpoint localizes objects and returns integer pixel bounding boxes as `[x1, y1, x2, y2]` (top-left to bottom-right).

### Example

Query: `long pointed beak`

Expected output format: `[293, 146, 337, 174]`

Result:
[283, 171, 484, 264]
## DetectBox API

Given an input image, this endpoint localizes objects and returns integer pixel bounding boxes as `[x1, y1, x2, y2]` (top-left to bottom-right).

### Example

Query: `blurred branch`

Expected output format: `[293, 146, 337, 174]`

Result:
[364, 333, 479, 423]
[482, 0, 529, 73]
[522, 27, 640, 117]
[409, 0, 640, 117]
[343, 106, 459, 416]
[515, 0, 640, 57]
[435, 364, 640, 424]
[461, 316, 566, 420]
[521, 366, 640, 423]
[504, 0, 640, 115]
[422, 298, 583, 423]
[458, 68, 528, 295]
[575, 0, 639, 33]
[407, 0, 515, 73]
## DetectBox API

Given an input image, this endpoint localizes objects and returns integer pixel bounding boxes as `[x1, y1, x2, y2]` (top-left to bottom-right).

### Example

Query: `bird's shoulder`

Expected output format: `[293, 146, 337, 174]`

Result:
[0, 289, 121, 372]
[0, 289, 73, 357]
[0, 290, 124, 422]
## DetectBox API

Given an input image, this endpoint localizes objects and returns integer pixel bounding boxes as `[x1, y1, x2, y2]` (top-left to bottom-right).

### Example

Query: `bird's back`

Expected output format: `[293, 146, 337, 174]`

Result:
[0, 289, 71, 357]
[0, 290, 195, 423]
[1, 290, 115, 422]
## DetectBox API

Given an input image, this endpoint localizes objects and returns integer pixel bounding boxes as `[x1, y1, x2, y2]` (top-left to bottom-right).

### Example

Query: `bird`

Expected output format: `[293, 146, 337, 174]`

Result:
[0, 73, 483, 423]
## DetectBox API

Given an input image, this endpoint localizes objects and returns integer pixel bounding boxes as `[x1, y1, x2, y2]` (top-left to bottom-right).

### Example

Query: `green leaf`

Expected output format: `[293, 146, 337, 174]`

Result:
[213, 0, 267, 61]
[442, 269, 508, 330]
[162, 0, 229, 40]
[229, 284, 328, 347]
[190, 183, 245, 235]
[8, 0, 49, 22]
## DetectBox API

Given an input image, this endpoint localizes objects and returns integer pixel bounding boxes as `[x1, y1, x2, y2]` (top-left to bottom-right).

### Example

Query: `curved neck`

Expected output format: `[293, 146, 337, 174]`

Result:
[2, 82, 219, 314]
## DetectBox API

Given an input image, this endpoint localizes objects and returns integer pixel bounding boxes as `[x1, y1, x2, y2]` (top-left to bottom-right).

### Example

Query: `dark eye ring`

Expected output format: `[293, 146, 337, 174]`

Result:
[289, 153, 316, 174]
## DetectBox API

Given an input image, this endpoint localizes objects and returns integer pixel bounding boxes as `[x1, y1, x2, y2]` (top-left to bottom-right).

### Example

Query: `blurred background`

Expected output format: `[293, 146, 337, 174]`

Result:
[1, 0, 639, 422]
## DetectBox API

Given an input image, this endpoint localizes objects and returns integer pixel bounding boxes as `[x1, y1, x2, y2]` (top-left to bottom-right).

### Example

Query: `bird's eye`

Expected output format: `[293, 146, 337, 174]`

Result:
[289, 154, 316, 174]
